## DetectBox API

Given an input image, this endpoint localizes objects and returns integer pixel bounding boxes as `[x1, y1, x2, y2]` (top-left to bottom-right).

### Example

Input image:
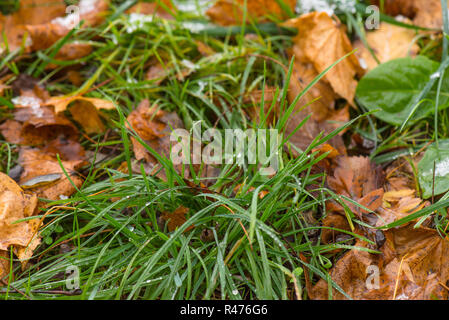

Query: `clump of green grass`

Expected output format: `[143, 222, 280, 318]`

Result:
[1, 0, 449, 300]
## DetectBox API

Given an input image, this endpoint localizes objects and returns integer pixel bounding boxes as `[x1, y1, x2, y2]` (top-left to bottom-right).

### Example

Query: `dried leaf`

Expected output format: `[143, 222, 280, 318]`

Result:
[312, 226, 449, 300]
[18, 147, 85, 200]
[160, 206, 192, 232]
[206, 0, 296, 26]
[126, 99, 185, 179]
[354, 21, 420, 71]
[284, 12, 360, 155]
[285, 12, 363, 104]
[126, 0, 176, 19]
[0, 97, 79, 146]
[327, 156, 384, 205]
[0, 172, 40, 263]
[0, 0, 66, 51]
[372, 0, 447, 29]
[0, 251, 9, 282]
[45, 95, 115, 133]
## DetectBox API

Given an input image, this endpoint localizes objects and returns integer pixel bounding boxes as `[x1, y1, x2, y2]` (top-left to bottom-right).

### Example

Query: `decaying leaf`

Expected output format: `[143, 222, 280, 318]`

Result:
[0, 96, 79, 146]
[0, 0, 108, 59]
[372, 0, 447, 29]
[126, 99, 185, 179]
[283, 12, 362, 155]
[0, 0, 66, 51]
[206, 0, 296, 26]
[327, 157, 384, 210]
[126, 0, 176, 19]
[321, 156, 384, 243]
[0, 172, 41, 265]
[354, 21, 420, 71]
[312, 225, 449, 300]
[160, 206, 193, 232]
[18, 146, 85, 201]
[285, 12, 363, 104]
[45, 95, 115, 134]
[0, 251, 9, 282]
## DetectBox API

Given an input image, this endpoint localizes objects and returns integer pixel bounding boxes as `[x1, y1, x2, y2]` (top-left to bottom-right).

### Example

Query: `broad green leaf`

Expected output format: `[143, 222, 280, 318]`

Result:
[356, 56, 449, 126]
[418, 140, 449, 199]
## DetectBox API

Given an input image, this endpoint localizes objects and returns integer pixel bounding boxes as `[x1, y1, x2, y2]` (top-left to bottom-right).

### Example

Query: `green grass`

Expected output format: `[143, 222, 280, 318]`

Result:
[0, 0, 449, 300]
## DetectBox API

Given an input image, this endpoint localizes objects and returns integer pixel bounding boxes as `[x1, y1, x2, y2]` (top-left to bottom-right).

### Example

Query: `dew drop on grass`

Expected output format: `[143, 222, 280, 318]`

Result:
[232, 289, 238, 295]
[430, 71, 441, 79]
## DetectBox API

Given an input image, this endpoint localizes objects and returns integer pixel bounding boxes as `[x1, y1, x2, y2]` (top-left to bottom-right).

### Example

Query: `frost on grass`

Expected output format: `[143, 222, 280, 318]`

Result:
[297, 0, 356, 16]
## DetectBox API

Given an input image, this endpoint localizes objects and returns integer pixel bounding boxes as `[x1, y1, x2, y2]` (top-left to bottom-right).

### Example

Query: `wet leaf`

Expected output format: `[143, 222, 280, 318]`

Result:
[354, 21, 420, 71]
[356, 56, 449, 126]
[206, 0, 296, 26]
[126, 99, 185, 179]
[418, 140, 449, 198]
[312, 225, 449, 300]
[372, 0, 446, 29]
[160, 206, 193, 232]
[126, 0, 176, 19]
[0, 172, 40, 264]
[18, 147, 85, 200]
[285, 12, 363, 104]
[0, 0, 66, 51]
[46, 95, 115, 133]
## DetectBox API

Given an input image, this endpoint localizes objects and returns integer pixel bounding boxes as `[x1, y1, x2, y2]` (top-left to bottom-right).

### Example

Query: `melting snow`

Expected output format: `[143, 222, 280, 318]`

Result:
[435, 158, 449, 177]
[126, 13, 154, 33]
[12, 96, 44, 118]
[298, 0, 356, 16]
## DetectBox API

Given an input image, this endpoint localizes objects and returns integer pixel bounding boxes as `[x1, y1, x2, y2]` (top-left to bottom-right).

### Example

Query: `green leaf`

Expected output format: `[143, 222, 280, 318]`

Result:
[418, 140, 449, 199]
[356, 56, 449, 126]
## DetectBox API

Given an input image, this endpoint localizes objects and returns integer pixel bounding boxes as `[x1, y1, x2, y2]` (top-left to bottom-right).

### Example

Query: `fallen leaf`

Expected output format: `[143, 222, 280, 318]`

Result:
[18, 147, 85, 200]
[0, 0, 66, 51]
[311, 225, 449, 300]
[354, 21, 420, 71]
[0, 251, 9, 282]
[196, 40, 215, 56]
[383, 189, 416, 202]
[160, 206, 192, 232]
[285, 12, 363, 104]
[45, 95, 115, 134]
[327, 156, 385, 215]
[145, 61, 169, 85]
[0, 98, 79, 146]
[322, 156, 384, 244]
[0, 172, 41, 264]
[126, 99, 186, 179]
[284, 12, 361, 155]
[206, 0, 296, 26]
[126, 0, 176, 19]
[372, 0, 446, 29]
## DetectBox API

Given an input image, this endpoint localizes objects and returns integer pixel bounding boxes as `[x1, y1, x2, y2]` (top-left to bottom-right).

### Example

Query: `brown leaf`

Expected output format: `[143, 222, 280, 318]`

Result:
[0, 0, 66, 51]
[354, 21, 420, 71]
[18, 147, 85, 200]
[46, 95, 115, 114]
[285, 12, 363, 104]
[311, 226, 449, 300]
[327, 156, 384, 208]
[0, 251, 9, 282]
[0, 95, 79, 146]
[372, 0, 446, 29]
[206, 0, 296, 26]
[284, 12, 360, 155]
[160, 206, 193, 232]
[126, 0, 176, 19]
[0, 172, 40, 264]
[126, 99, 185, 179]
[45, 95, 115, 133]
